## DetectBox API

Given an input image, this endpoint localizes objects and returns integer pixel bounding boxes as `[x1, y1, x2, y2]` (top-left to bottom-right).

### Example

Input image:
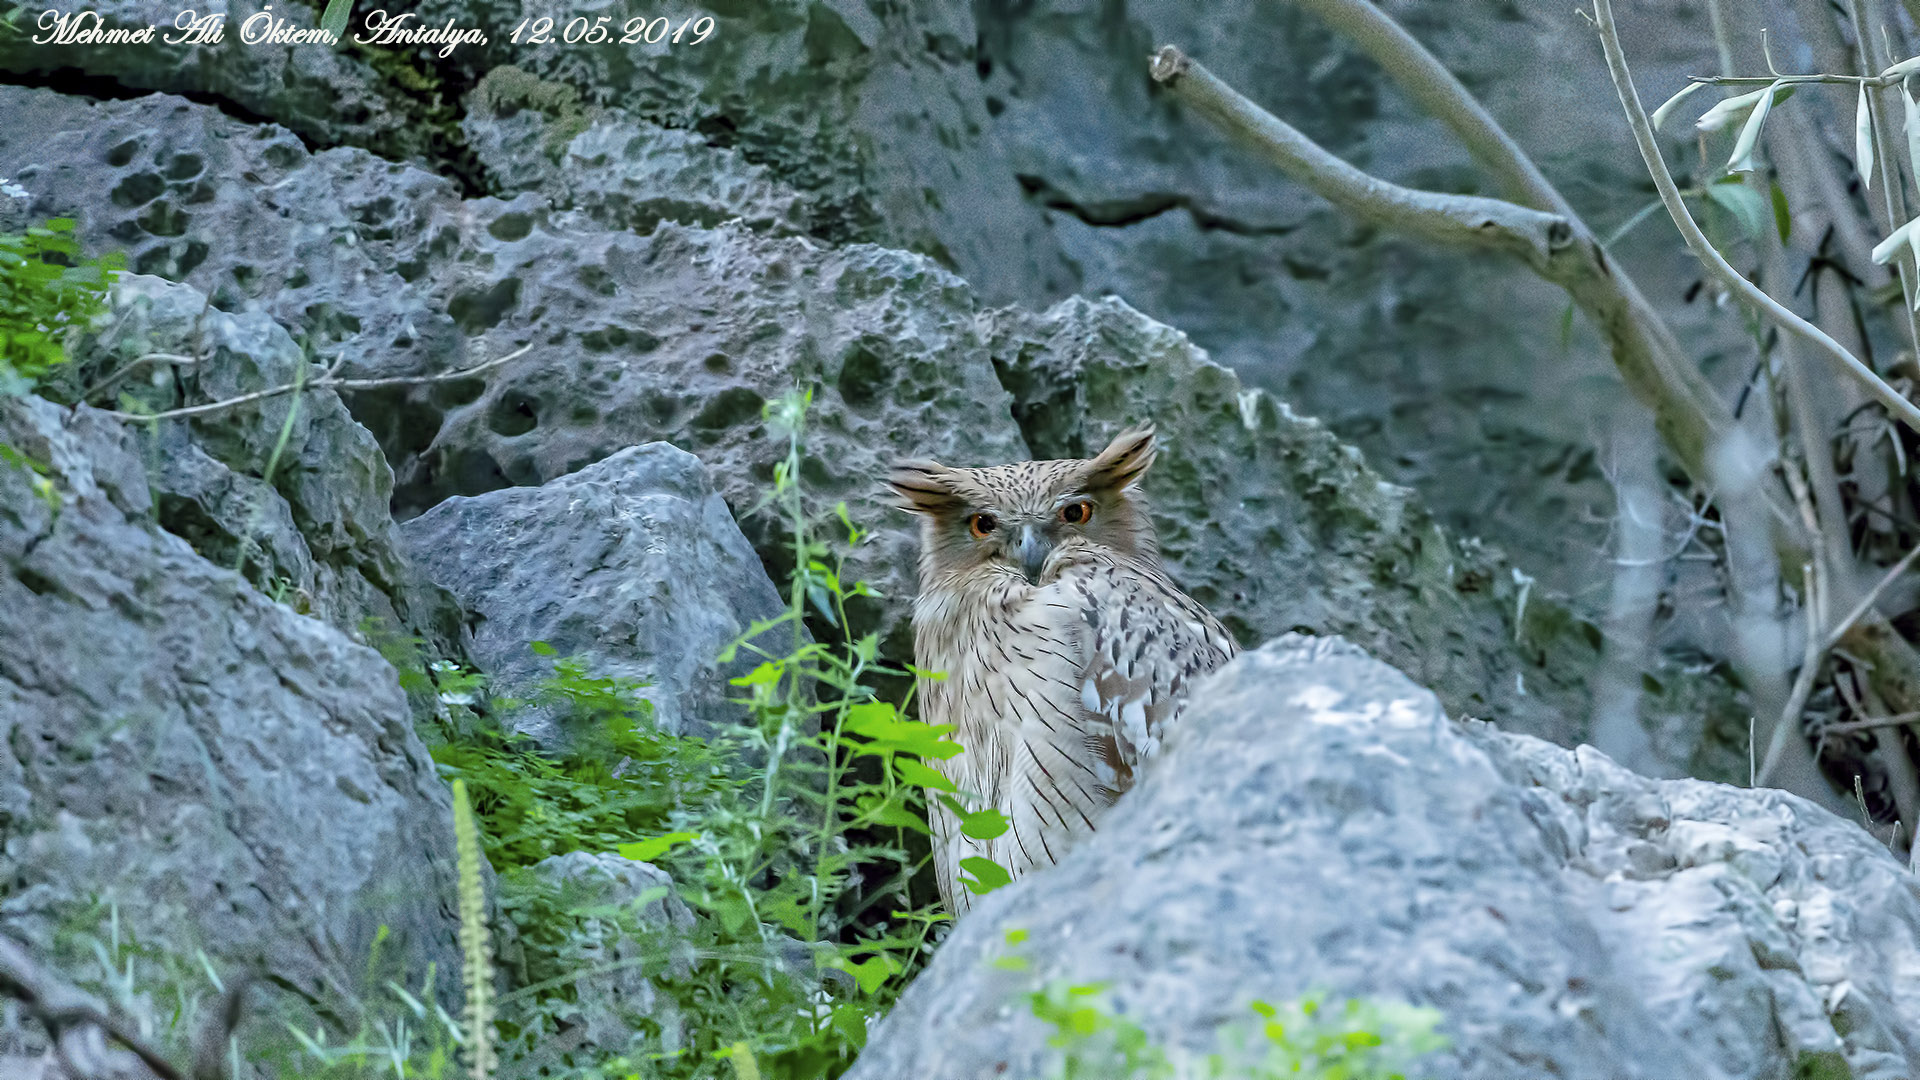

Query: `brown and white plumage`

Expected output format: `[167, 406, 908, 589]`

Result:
[886, 426, 1238, 914]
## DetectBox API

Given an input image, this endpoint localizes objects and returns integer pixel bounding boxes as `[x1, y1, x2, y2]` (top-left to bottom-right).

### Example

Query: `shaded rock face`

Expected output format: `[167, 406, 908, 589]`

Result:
[850, 635, 1920, 1080]
[398, 442, 788, 742]
[0, 0, 461, 166]
[0, 83, 1746, 771]
[48, 272, 469, 659]
[0, 395, 463, 1014]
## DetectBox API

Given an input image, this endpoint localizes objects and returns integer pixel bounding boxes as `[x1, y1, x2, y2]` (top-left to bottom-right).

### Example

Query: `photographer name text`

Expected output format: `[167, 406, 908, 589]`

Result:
[29, 6, 715, 56]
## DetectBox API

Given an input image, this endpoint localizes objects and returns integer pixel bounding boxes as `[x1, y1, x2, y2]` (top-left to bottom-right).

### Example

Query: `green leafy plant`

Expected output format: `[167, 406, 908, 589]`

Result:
[1027, 977, 1447, 1080]
[0, 217, 122, 398]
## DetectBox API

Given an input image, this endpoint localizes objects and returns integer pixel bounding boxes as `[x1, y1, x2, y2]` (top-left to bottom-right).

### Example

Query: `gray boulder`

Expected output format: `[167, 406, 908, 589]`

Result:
[462, 68, 808, 237]
[850, 635, 1920, 1080]
[398, 442, 787, 742]
[0, 394, 464, 1025]
[51, 272, 469, 660]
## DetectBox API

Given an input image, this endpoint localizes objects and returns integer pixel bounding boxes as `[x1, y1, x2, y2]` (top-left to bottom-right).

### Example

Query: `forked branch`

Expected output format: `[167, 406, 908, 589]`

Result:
[1146, 43, 1751, 527]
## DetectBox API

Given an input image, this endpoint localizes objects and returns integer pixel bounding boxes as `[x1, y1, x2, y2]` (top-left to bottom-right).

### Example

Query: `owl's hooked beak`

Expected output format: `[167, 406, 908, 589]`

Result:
[1018, 525, 1052, 585]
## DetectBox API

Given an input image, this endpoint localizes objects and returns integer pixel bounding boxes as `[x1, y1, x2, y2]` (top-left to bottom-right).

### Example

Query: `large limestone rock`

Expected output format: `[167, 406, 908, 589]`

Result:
[398, 442, 788, 742]
[851, 635, 1920, 1080]
[0, 394, 464, 1021]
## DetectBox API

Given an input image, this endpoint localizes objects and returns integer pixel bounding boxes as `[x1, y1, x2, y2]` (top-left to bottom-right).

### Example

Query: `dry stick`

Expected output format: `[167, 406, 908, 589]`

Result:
[1282, 0, 1773, 510]
[1826, 709, 1920, 733]
[1829, 539, 1920, 649]
[1593, 0, 1920, 436]
[1762, 465, 1835, 786]
[1147, 49, 1570, 261]
[0, 935, 185, 1080]
[95, 343, 534, 423]
[1147, 45, 1740, 496]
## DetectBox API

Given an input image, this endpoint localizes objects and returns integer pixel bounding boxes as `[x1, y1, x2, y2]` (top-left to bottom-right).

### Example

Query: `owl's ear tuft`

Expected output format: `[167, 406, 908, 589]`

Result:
[1085, 425, 1156, 492]
[886, 460, 964, 514]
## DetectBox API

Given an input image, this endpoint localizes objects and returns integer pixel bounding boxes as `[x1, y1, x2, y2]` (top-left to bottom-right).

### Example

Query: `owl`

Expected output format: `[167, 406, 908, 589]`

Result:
[886, 426, 1239, 914]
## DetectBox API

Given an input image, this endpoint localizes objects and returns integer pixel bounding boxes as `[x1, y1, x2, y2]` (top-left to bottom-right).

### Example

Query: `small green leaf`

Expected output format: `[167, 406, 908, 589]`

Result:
[1769, 178, 1791, 244]
[616, 831, 697, 863]
[529, 640, 557, 656]
[855, 791, 931, 833]
[831, 953, 901, 995]
[958, 855, 1013, 895]
[1705, 181, 1766, 239]
[959, 807, 1010, 840]
[319, 0, 353, 40]
[894, 757, 956, 792]
[729, 660, 783, 688]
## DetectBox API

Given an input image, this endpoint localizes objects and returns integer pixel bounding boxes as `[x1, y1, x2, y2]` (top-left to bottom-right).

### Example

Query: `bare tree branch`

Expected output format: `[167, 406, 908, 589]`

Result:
[0, 935, 185, 1080]
[1147, 44, 1746, 507]
[96, 343, 534, 424]
[1147, 47, 1570, 265]
[1286, 0, 1567, 214]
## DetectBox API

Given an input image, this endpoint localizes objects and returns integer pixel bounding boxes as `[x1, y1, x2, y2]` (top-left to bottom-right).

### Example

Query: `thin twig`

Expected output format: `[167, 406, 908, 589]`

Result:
[1590, 0, 1920, 436]
[96, 343, 533, 423]
[1828, 539, 1920, 649]
[0, 935, 185, 1080]
[1822, 709, 1920, 734]
[1763, 559, 1828, 785]
[1687, 73, 1895, 86]
[76, 351, 201, 405]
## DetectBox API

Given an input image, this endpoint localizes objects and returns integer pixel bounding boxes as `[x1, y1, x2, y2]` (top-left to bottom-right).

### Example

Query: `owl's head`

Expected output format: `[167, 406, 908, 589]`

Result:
[885, 426, 1160, 586]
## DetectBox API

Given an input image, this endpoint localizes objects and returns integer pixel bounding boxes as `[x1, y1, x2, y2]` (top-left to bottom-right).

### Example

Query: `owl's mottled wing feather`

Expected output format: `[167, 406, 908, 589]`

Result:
[1065, 559, 1238, 798]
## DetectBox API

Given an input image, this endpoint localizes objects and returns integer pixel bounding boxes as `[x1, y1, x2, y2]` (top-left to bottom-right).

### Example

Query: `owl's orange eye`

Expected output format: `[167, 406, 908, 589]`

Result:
[1060, 501, 1093, 525]
[968, 513, 998, 539]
